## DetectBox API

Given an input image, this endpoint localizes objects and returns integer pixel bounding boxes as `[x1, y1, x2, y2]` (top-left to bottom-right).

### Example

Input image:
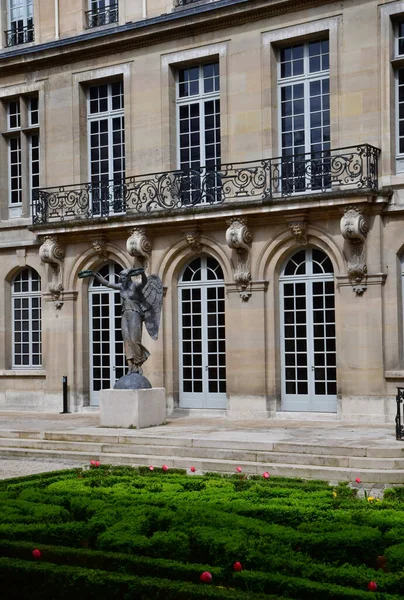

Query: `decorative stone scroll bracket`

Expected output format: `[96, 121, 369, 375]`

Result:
[126, 228, 152, 271]
[225, 218, 253, 301]
[38, 236, 65, 308]
[340, 205, 369, 296]
[184, 229, 202, 254]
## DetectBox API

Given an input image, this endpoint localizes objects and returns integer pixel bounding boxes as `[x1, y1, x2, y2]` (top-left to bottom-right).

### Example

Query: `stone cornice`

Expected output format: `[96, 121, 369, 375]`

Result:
[0, 0, 338, 75]
[225, 280, 268, 294]
[336, 273, 387, 288]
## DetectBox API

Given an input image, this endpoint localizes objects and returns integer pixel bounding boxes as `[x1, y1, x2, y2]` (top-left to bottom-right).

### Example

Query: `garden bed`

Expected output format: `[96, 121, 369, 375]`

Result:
[0, 465, 404, 598]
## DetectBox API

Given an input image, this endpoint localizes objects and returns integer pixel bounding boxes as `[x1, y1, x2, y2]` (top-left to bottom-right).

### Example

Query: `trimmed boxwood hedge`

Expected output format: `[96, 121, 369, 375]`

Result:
[0, 466, 403, 599]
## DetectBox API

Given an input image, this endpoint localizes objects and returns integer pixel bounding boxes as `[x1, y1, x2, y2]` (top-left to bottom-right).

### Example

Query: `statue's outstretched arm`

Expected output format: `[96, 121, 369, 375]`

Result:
[93, 272, 121, 290]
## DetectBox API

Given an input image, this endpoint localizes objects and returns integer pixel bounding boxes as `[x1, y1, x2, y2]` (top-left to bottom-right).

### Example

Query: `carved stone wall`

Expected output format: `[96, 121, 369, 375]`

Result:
[225, 218, 252, 301]
[340, 205, 369, 295]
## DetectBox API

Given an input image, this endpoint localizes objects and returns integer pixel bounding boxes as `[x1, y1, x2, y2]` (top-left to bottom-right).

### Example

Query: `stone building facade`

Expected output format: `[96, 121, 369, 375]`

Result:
[0, 0, 403, 421]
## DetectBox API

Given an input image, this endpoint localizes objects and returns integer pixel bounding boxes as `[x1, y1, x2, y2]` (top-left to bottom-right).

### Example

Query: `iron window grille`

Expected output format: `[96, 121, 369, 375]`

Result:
[86, 2, 118, 28]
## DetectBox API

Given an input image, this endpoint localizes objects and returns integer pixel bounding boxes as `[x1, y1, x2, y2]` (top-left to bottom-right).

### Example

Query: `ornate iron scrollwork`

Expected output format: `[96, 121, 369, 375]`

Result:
[396, 388, 404, 441]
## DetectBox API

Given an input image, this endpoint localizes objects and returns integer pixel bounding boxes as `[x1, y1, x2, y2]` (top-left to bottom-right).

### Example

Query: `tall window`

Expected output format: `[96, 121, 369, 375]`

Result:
[12, 268, 42, 368]
[278, 40, 330, 193]
[86, 1, 118, 29]
[176, 63, 221, 204]
[396, 22, 404, 170]
[5, 95, 40, 218]
[88, 81, 125, 215]
[6, 0, 34, 47]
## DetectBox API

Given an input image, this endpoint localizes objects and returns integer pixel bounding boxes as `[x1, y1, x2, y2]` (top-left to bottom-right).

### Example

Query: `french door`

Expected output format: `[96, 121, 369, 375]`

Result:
[89, 262, 125, 405]
[280, 248, 337, 412]
[178, 256, 226, 409]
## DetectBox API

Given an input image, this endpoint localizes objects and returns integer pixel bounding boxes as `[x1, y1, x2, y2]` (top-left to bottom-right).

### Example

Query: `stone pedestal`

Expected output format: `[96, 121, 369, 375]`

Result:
[100, 388, 166, 428]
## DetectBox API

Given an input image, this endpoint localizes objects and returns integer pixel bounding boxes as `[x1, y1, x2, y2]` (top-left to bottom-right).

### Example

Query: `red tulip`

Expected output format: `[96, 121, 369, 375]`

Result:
[162, 465, 169, 471]
[149, 466, 154, 471]
[355, 477, 361, 484]
[95, 461, 100, 467]
[368, 581, 377, 591]
[236, 466, 242, 473]
[32, 549, 41, 560]
[200, 571, 212, 583]
[233, 561, 243, 571]
[263, 472, 270, 479]
[90, 460, 96, 466]
[190, 466, 196, 472]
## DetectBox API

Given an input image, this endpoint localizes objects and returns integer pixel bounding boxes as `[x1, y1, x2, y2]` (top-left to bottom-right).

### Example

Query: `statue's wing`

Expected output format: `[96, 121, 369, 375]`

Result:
[142, 275, 163, 340]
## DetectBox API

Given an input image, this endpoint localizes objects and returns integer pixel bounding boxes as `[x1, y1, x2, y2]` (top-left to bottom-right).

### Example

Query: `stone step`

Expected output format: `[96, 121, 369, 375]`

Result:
[0, 445, 402, 483]
[27, 431, 404, 458]
[0, 436, 403, 469]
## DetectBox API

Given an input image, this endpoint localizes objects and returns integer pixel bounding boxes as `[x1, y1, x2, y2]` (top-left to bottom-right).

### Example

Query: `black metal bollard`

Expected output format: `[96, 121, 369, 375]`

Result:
[396, 388, 404, 440]
[61, 376, 70, 414]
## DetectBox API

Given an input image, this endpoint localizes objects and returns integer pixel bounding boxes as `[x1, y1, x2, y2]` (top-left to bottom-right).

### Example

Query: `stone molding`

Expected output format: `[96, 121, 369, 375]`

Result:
[340, 205, 369, 295]
[336, 273, 386, 288]
[38, 235, 65, 307]
[43, 291, 78, 303]
[288, 215, 308, 246]
[90, 235, 109, 261]
[225, 280, 268, 295]
[126, 227, 152, 271]
[225, 218, 253, 301]
[183, 229, 202, 254]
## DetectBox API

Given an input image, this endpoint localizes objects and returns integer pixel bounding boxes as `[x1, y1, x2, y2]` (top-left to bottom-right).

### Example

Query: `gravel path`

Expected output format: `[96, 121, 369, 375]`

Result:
[0, 457, 85, 480]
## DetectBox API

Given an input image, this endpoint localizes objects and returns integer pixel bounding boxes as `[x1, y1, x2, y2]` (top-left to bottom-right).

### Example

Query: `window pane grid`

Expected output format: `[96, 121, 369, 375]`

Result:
[88, 82, 125, 215]
[9, 136, 22, 206]
[279, 40, 330, 193]
[12, 268, 42, 368]
[177, 63, 221, 205]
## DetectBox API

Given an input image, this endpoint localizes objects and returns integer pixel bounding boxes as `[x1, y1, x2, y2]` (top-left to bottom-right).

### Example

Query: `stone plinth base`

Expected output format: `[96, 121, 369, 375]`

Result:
[100, 388, 166, 428]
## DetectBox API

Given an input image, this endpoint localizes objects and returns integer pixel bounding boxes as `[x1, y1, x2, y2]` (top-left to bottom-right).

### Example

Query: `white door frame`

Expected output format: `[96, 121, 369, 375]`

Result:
[178, 256, 226, 409]
[280, 248, 337, 412]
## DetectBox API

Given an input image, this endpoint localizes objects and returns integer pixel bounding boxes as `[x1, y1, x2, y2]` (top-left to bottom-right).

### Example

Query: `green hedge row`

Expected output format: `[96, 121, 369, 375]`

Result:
[0, 557, 279, 600]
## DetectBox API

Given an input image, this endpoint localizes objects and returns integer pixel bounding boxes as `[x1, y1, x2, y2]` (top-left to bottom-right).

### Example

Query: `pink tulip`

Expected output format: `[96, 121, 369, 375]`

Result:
[190, 466, 196, 473]
[233, 561, 243, 571]
[149, 466, 154, 471]
[90, 460, 96, 466]
[236, 466, 242, 473]
[162, 465, 169, 471]
[355, 477, 361, 484]
[367, 581, 377, 591]
[263, 472, 270, 479]
[95, 461, 100, 467]
[32, 549, 41, 560]
[200, 571, 212, 583]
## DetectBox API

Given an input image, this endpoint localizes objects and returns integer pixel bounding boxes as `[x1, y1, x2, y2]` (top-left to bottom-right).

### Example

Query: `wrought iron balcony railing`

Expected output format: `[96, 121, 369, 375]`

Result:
[5, 23, 34, 47]
[177, 0, 202, 5]
[86, 3, 119, 28]
[32, 144, 380, 225]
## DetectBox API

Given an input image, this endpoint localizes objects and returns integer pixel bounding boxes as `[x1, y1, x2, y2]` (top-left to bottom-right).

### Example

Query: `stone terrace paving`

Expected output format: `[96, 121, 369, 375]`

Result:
[0, 412, 401, 496]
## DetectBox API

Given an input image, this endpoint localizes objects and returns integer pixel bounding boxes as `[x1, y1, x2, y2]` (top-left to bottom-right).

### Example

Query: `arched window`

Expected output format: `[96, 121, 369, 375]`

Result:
[280, 247, 336, 412]
[12, 267, 42, 367]
[178, 256, 226, 409]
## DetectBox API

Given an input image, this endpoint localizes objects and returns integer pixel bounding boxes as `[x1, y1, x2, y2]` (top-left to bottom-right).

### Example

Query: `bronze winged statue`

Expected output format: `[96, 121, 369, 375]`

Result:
[79, 267, 163, 375]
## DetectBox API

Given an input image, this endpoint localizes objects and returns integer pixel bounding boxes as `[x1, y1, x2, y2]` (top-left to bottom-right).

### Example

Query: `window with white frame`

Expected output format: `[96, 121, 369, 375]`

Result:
[176, 63, 221, 204]
[278, 40, 330, 193]
[12, 268, 42, 368]
[87, 81, 125, 215]
[6, 0, 34, 47]
[396, 22, 404, 164]
[5, 95, 40, 218]
[86, 1, 118, 29]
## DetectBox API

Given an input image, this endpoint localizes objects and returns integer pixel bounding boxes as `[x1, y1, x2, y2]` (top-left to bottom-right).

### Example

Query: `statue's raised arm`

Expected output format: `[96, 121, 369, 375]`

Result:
[141, 275, 163, 341]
